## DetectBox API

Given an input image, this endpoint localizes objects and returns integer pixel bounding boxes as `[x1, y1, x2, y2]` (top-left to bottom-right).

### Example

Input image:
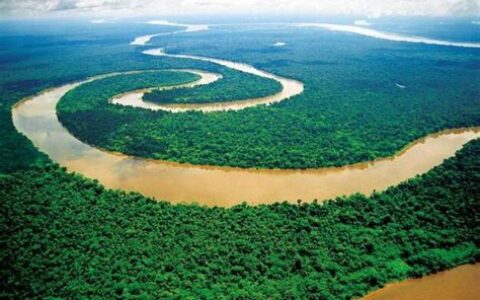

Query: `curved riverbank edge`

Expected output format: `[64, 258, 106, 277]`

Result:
[11, 73, 480, 206]
[131, 20, 209, 46]
[131, 20, 480, 49]
[361, 263, 480, 300]
[110, 69, 223, 110]
[140, 48, 304, 112]
[298, 23, 480, 49]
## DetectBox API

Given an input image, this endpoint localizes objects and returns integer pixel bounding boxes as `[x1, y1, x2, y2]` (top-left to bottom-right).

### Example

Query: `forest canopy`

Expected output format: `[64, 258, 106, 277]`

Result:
[142, 68, 282, 104]
[1, 139, 479, 299]
[1, 20, 479, 300]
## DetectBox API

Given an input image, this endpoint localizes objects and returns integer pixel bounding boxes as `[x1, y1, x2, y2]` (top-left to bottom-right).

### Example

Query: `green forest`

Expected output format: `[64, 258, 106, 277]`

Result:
[2, 139, 479, 299]
[54, 26, 480, 169]
[143, 68, 282, 104]
[57, 67, 480, 168]
[58, 71, 200, 113]
[1, 20, 479, 300]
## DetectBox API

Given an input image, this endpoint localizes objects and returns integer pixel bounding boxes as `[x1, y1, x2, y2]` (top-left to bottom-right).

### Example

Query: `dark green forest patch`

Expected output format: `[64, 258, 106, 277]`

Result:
[58, 71, 200, 113]
[1, 20, 480, 300]
[4, 24, 480, 170]
[1, 139, 479, 299]
[143, 68, 282, 104]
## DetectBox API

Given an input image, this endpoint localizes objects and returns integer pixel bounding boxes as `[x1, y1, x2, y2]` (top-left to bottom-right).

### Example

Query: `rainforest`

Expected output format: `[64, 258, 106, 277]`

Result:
[1, 10, 480, 300]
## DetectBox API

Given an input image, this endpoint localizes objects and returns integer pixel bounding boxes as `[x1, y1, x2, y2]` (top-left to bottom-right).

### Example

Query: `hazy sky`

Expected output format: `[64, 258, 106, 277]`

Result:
[1, 0, 479, 19]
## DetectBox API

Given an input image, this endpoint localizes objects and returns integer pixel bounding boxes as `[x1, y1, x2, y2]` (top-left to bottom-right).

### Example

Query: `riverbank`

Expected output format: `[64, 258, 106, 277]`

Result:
[362, 264, 480, 300]
[12, 77, 480, 205]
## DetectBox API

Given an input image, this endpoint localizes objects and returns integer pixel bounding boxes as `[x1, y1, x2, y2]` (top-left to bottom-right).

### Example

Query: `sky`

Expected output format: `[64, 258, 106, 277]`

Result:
[0, 0, 479, 19]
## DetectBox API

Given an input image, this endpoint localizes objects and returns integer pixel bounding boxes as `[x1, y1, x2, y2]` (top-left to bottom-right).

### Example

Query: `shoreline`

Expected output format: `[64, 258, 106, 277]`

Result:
[361, 263, 480, 300]
[11, 77, 480, 206]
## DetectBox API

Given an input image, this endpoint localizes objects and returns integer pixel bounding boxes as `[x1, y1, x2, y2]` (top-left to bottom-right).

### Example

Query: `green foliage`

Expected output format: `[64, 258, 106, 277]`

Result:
[1, 139, 479, 299]
[407, 244, 478, 276]
[1, 20, 479, 299]
[57, 29, 480, 169]
[58, 71, 200, 113]
[143, 68, 282, 104]
[385, 259, 412, 278]
[0, 104, 48, 173]
[2, 22, 479, 170]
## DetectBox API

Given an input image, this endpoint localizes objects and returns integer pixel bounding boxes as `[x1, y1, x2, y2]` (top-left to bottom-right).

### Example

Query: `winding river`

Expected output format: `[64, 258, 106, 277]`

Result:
[110, 69, 223, 110]
[9, 21, 480, 300]
[131, 20, 209, 46]
[11, 22, 480, 206]
[111, 48, 304, 112]
[12, 76, 480, 206]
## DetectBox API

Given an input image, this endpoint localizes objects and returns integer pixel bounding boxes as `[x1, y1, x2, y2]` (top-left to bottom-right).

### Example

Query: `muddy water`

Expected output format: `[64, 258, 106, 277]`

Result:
[110, 69, 222, 110]
[362, 264, 480, 300]
[111, 49, 304, 113]
[139, 48, 305, 112]
[12, 74, 480, 206]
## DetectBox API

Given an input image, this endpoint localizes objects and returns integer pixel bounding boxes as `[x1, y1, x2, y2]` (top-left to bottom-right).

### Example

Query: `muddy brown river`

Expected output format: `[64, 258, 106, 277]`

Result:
[11, 72, 480, 206]
[10, 26, 480, 206]
[123, 48, 305, 112]
[361, 264, 480, 300]
[11, 22, 479, 300]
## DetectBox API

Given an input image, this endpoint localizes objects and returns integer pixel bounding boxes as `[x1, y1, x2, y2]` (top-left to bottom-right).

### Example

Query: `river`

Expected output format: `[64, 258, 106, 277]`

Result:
[10, 21, 480, 300]
[361, 264, 480, 300]
[11, 22, 480, 206]
[12, 76, 479, 206]
[113, 48, 304, 113]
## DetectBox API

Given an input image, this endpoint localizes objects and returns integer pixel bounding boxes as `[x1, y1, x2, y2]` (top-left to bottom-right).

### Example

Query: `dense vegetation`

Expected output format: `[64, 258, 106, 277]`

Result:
[0, 104, 48, 172]
[56, 26, 480, 169]
[143, 68, 282, 104]
[1, 19, 479, 299]
[2, 139, 479, 299]
[58, 71, 200, 113]
[0, 20, 232, 173]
